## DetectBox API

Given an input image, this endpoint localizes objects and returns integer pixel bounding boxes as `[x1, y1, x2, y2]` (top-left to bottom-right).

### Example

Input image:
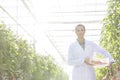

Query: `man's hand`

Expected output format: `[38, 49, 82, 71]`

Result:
[84, 57, 93, 65]
[92, 60, 107, 66]
[84, 57, 108, 66]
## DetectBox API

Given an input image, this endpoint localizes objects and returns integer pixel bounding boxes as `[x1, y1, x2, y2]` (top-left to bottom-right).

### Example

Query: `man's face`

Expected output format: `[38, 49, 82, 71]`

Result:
[75, 26, 85, 39]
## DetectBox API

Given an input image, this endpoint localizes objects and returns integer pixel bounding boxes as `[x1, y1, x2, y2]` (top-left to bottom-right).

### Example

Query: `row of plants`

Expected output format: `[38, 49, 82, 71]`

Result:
[96, 0, 120, 80]
[0, 22, 68, 80]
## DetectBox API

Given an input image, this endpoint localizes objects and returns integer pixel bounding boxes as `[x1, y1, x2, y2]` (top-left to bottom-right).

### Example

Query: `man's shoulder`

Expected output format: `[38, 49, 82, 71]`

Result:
[85, 39, 95, 45]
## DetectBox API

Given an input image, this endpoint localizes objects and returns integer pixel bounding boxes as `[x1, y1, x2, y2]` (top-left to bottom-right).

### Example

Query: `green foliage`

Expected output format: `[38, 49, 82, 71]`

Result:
[31, 55, 69, 80]
[0, 22, 68, 80]
[96, 0, 120, 80]
[0, 22, 35, 80]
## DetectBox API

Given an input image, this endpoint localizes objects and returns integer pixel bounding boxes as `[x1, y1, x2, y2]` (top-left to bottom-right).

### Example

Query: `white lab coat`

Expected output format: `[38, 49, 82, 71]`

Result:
[68, 39, 114, 80]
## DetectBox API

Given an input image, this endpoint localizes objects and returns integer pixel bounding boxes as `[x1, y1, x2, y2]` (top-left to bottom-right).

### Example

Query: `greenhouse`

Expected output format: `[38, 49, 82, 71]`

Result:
[0, 0, 119, 80]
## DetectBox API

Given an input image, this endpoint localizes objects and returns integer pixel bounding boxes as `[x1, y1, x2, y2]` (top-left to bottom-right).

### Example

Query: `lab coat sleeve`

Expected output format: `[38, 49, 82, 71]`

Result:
[92, 43, 115, 62]
[67, 45, 85, 65]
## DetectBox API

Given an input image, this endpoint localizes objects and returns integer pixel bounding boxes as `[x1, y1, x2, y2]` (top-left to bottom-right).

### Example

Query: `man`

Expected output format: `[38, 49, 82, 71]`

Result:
[67, 24, 114, 80]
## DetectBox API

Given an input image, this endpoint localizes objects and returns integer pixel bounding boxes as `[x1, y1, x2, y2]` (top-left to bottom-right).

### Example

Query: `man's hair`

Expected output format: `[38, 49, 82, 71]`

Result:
[75, 24, 86, 31]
